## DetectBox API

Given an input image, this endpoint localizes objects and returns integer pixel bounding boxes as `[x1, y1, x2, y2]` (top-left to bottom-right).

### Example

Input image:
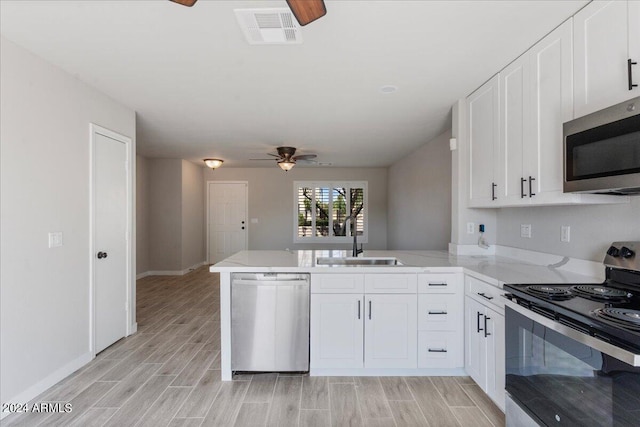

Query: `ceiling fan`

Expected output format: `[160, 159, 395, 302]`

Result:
[169, 0, 327, 26]
[250, 146, 317, 171]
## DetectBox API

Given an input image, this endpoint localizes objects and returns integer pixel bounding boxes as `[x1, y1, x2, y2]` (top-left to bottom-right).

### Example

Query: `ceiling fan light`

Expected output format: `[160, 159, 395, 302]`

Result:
[278, 160, 296, 171]
[204, 158, 224, 169]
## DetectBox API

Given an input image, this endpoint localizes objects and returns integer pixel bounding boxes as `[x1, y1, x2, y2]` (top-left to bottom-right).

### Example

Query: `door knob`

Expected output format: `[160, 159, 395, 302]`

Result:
[97, 251, 108, 259]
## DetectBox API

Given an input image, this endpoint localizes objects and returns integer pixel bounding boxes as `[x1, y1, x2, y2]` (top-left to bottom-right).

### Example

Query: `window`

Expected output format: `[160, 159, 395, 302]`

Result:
[294, 181, 368, 243]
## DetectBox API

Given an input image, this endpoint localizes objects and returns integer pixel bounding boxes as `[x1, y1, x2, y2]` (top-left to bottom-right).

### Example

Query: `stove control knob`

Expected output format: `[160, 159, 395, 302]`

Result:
[607, 246, 620, 257]
[620, 246, 635, 258]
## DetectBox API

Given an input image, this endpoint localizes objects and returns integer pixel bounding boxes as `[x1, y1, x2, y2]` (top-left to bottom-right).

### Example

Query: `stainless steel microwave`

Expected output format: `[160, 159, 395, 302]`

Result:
[564, 96, 640, 194]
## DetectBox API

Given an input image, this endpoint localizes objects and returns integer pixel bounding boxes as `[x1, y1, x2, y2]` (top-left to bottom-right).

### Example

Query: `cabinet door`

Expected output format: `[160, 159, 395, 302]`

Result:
[310, 294, 363, 369]
[485, 310, 506, 412]
[468, 74, 500, 207]
[574, 0, 633, 117]
[464, 296, 486, 389]
[364, 294, 417, 369]
[528, 19, 573, 201]
[500, 55, 530, 205]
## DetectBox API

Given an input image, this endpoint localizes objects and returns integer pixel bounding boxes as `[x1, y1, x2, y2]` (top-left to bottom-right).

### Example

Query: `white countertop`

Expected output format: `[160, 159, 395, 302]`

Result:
[209, 249, 603, 287]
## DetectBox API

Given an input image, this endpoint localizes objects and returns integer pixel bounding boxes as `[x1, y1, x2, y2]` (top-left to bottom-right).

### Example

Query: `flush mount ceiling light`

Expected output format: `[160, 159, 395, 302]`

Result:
[278, 159, 296, 171]
[379, 85, 398, 94]
[204, 158, 224, 170]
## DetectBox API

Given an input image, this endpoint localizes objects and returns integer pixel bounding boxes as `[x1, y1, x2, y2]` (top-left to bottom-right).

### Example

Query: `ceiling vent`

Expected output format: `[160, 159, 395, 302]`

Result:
[235, 8, 302, 45]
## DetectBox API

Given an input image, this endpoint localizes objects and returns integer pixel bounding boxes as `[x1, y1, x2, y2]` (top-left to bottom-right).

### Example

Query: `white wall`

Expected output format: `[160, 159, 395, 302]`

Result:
[136, 155, 150, 275]
[203, 167, 388, 251]
[0, 37, 136, 406]
[496, 200, 640, 262]
[181, 160, 205, 270]
[387, 131, 452, 250]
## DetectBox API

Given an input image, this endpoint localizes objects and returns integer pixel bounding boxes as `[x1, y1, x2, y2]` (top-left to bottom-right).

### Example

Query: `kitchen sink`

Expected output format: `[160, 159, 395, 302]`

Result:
[316, 257, 402, 266]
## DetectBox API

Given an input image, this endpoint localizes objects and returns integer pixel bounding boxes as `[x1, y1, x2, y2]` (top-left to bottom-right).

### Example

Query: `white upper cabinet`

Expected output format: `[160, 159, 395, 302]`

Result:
[468, 74, 500, 207]
[468, 17, 628, 208]
[574, 0, 640, 118]
[528, 19, 574, 201]
[499, 54, 530, 205]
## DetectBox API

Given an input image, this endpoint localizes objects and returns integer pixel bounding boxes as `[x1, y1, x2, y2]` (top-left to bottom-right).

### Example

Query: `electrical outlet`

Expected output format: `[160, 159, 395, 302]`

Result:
[520, 224, 532, 238]
[561, 225, 570, 243]
[48, 232, 63, 248]
[467, 223, 475, 234]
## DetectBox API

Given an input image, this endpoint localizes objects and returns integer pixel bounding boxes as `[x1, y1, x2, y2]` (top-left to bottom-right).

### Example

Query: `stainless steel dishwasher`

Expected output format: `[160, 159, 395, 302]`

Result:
[231, 272, 310, 372]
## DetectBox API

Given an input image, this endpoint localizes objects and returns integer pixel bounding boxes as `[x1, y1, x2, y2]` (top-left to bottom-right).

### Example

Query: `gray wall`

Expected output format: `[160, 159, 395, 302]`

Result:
[148, 159, 183, 271]
[496, 199, 640, 262]
[136, 155, 149, 274]
[387, 130, 452, 250]
[1, 37, 136, 404]
[181, 160, 205, 270]
[203, 167, 388, 251]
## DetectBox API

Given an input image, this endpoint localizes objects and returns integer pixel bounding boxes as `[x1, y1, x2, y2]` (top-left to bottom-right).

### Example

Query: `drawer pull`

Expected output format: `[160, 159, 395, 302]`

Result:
[477, 292, 494, 300]
[428, 348, 448, 353]
[428, 282, 447, 287]
[428, 311, 448, 315]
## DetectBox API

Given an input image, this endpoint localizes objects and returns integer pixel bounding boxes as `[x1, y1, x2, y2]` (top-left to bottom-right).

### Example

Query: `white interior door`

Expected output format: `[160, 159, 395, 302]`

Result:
[208, 182, 247, 264]
[93, 130, 128, 353]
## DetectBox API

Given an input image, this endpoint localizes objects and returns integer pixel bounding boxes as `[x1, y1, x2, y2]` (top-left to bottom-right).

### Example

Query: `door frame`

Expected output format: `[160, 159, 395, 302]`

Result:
[89, 123, 135, 357]
[206, 181, 249, 264]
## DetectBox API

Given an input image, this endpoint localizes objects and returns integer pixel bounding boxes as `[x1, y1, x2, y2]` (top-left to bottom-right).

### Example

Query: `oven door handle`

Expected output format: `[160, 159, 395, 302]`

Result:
[504, 297, 640, 367]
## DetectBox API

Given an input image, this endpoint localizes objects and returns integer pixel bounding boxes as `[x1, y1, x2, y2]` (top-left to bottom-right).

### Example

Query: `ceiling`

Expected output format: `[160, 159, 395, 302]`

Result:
[0, 0, 588, 168]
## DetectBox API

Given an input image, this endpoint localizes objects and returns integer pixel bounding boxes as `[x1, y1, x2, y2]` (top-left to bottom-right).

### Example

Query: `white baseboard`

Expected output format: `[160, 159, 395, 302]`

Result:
[310, 367, 466, 377]
[136, 261, 208, 278]
[0, 351, 93, 420]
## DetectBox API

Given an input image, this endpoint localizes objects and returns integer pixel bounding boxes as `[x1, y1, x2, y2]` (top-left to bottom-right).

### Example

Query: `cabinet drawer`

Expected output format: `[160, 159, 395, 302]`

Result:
[418, 331, 463, 369]
[364, 274, 417, 294]
[466, 275, 505, 309]
[418, 294, 462, 331]
[311, 274, 364, 294]
[418, 273, 461, 294]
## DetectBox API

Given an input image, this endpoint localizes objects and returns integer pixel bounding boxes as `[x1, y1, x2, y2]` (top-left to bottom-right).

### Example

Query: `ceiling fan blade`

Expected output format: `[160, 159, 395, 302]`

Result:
[169, 0, 198, 6]
[267, 153, 282, 158]
[249, 158, 278, 161]
[293, 154, 317, 161]
[286, 0, 326, 26]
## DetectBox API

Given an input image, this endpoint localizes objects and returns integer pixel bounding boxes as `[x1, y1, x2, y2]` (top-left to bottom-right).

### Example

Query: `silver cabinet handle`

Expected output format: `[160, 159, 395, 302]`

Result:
[428, 282, 447, 287]
[357, 300, 361, 320]
[368, 300, 372, 320]
[428, 348, 448, 353]
[428, 311, 447, 315]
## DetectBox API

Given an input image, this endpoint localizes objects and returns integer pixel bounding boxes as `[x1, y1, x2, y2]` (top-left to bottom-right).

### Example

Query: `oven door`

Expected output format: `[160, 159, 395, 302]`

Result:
[505, 302, 640, 426]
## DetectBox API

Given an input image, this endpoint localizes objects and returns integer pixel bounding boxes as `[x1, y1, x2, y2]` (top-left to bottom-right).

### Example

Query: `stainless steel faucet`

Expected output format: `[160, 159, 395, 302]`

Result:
[345, 214, 363, 257]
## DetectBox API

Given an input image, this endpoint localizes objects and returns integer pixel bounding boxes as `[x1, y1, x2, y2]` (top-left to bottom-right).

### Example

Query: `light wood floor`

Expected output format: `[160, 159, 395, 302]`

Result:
[4, 266, 504, 427]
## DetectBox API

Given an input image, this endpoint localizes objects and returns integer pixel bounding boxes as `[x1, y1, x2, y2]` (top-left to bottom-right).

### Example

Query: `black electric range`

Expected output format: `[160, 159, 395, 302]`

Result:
[503, 242, 640, 427]
[504, 242, 640, 354]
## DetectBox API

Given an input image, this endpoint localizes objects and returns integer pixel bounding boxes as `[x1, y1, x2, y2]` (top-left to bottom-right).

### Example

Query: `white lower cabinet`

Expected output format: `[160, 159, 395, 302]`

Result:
[364, 294, 417, 368]
[465, 276, 506, 411]
[310, 272, 464, 372]
[310, 292, 416, 369]
[310, 293, 363, 369]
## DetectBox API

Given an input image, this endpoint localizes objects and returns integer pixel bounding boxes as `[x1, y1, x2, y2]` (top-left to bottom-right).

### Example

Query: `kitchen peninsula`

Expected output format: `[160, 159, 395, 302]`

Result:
[210, 250, 602, 395]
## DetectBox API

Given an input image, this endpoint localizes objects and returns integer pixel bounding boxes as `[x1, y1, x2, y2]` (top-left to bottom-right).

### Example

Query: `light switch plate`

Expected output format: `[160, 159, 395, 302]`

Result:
[467, 222, 474, 234]
[48, 232, 63, 248]
[561, 225, 570, 242]
[520, 224, 532, 238]
[251, 218, 258, 224]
